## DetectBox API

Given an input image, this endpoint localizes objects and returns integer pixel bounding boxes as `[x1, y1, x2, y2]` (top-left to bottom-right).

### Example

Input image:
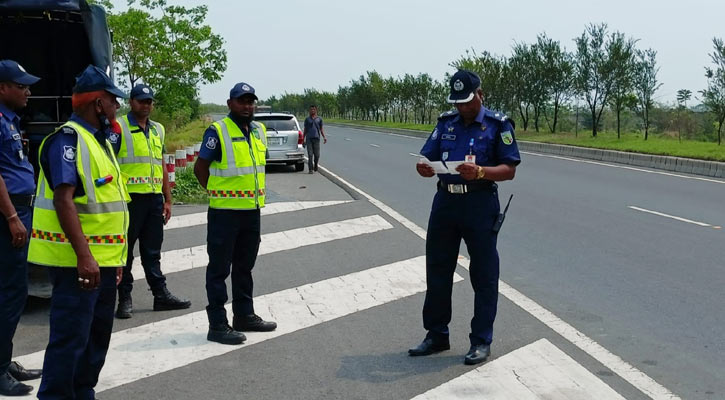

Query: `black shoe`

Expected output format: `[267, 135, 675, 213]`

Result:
[207, 323, 246, 345]
[464, 344, 491, 365]
[408, 338, 450, 356]
[0, 372, 32, 396]
[308, 170, 313, 174]
[7, 361, 41, 381]
[115, 295, 132, 319]
[233, 314, 277, 332]
[153, 287, 192, 311]
[314, 165, 318, 172]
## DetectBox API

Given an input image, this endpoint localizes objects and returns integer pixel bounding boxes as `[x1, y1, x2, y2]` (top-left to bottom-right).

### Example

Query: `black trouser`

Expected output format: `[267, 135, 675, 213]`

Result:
[205, 208, 261, 325]
[0, 205, 31, 375]
[423, 188, 500, 346]
[306, 137, 321, 171]
[118, 193, 166, 297]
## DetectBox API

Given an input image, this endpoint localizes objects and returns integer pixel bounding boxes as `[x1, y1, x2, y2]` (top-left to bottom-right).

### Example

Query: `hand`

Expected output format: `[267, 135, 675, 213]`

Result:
[416, 162, 435, 178]
[77, 254, 101, 290]
[163, 201, 172, 225]
[302, 142, 306, 148]
[455, 162, 479, 181]
[323, 137, 327, 144]
[7, 214, 28, 248]
[116, 267, 123, 286]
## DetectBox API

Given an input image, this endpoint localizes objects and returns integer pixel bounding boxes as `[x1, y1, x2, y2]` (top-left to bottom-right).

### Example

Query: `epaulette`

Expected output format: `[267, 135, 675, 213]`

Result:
[438, 110, 458, 120]
[485, 109, 515, 130]
[61, 126, 76, 134]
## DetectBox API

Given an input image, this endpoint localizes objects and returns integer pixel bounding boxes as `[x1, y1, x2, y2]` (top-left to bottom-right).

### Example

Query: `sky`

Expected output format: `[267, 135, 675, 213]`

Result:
[112, 0, 724, 106]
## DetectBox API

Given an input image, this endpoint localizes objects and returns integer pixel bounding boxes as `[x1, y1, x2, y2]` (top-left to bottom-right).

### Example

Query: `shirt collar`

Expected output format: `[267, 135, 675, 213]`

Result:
[228, 112, 251, 133]
[451, 106, 486, 125]
[69, 113, 110, 144]
[0, 103, 18, 123]
[126, 112, 149, 132]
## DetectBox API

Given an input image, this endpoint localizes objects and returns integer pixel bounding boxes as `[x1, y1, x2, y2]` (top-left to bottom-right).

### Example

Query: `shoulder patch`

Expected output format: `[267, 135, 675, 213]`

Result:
[206, 136, 218, 150]
[62, 145, 77, 162]
[438, 110, 458, 120]
[500, 131, 514, 145]
[108, 132, 120, 143]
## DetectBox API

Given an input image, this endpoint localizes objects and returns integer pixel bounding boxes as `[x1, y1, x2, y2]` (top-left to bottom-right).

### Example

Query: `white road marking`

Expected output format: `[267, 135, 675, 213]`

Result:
[522, 150, 725, 185]
[344, 138, 351, 141]
[412, 339, 625, 400]
[318, 165, 681, 400]
[14, 256, 464, 396]
[369, 143, 380, 148]
[135, 215, 393, 277]
[628, 206, 719, 228]
[341, 126, 428, 140]
[164, 201, 353, 231]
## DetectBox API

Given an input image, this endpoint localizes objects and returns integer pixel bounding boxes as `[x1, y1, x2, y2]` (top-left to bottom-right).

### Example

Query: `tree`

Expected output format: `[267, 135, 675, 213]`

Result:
[109, 0, 227, 126]
[632, 48, 662, 140]
[574, 23, 625, 137]
[701, 38, 725, 145]
[676, 89, 692, 142]
[535, 34, 575, 133]
[606, 34, 637, 139]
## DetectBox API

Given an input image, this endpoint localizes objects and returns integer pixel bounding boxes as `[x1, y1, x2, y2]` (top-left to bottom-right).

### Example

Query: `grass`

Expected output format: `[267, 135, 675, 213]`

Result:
[171, 164, 207, 204]
[165, 119, 209, 152]
[327, 118, 725, 162]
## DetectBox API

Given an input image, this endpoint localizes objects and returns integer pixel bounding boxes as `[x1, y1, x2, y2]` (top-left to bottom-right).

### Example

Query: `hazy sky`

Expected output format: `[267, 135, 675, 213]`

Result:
[113, 0, 724, 105]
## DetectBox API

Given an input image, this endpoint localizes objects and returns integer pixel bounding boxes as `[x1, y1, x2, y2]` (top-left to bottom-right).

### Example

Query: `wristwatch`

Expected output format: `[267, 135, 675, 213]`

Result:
[476, 166, 486, 180]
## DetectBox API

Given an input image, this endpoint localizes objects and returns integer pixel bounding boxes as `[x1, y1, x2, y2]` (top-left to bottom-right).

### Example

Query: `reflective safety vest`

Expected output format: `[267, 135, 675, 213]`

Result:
[117, 115, 165, 194]
[28, 121, 130, 268]
[207, 117, 267, 210]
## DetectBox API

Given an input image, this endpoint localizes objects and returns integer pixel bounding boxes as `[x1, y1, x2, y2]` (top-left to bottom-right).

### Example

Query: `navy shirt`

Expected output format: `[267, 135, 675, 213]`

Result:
[304, 116, 323, 139]
[198, 113, 252, 162]
[420, 107, 521, 185]
[40, 113, 113, 197]
[0, 103, 35, 194]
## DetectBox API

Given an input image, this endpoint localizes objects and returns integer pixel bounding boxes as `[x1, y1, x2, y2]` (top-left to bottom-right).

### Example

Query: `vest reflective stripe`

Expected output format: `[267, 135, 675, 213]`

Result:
[117, 115, 165, 194]
[207, 118, 266, 210]
[28, 121, 130, 268]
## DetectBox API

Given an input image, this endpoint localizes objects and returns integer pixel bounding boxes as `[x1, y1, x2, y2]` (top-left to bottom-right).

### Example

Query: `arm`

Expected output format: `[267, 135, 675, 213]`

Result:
[54, 184, 100, 290]
[0, 175, 26, 248]
[162, 166, 172, 224]
[456, 163, 516, 181]
[194, 157, 211, 189]
[319, 119, 326, 144]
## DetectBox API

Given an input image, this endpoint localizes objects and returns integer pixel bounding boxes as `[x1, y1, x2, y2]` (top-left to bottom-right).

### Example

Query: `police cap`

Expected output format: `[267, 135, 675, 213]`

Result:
[130, 84, 154, 100]
[0, 60, 40, 85]
[73, 65, 127, 98]
[447, 69, 480, 104]
[230, 82, 258, 100]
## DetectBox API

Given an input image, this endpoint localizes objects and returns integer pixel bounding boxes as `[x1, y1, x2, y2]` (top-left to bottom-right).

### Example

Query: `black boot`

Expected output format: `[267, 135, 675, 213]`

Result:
[0, 372, 32, 396]
[232, 314, 277, 332]
[115, 294, 132, 319]
[152, 287, 192, 311]
[207, 323, 246, 345]
[7, 361, 41, 381]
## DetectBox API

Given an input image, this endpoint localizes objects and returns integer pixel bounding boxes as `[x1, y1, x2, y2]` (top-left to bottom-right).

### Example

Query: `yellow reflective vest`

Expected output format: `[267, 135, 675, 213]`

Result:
[28, 121, 130, 268]
[207, 117, 267, 210]
[116, 114, 165, 194]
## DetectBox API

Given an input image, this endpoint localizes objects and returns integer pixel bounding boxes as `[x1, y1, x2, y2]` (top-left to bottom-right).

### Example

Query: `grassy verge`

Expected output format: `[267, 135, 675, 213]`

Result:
[165, 119, 209, 151]
[327, 118, 725, 162]
[171, 164, 207, 204]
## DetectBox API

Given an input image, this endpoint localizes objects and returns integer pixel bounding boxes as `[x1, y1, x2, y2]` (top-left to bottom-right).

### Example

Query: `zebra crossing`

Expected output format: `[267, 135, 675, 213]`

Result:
[4, 192, 666, 399]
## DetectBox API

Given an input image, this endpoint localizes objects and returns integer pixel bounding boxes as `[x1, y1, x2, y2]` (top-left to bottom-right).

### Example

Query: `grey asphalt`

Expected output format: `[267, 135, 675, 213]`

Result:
[8, 125, 723, 399]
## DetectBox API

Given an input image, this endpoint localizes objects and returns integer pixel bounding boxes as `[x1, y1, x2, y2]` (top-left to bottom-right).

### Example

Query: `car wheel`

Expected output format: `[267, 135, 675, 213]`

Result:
[295, 162, 304, 172]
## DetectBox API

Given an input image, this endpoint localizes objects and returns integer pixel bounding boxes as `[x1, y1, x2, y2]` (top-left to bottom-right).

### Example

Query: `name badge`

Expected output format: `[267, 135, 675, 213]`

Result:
[465, 154, 476, 163]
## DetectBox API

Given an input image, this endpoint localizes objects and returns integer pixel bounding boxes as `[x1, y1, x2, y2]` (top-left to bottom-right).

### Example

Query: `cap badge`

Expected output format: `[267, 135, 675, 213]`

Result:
[142, 88, 150, 93]
[17, 64, 26, 73]
[242, 84, 251, 91]
[453, 79, 464, 91]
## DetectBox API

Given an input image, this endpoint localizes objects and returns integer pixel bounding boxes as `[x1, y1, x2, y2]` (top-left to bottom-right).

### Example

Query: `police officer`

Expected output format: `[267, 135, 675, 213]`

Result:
[111, 84, 190, 319]
[0, 60, 42, 396]
[28, 65, 130, 399]
[409, 70, 520, 365]
[194, 82, 276, 345]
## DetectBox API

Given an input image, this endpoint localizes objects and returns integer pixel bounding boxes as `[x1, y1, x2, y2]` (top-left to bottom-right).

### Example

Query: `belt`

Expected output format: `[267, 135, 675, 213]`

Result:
[437, 181, 496, 194]
[9, 194, 35, 207]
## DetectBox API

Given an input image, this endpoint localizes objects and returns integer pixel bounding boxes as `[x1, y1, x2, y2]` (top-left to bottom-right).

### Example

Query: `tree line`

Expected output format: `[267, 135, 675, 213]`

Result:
[265, 23, 725, 144]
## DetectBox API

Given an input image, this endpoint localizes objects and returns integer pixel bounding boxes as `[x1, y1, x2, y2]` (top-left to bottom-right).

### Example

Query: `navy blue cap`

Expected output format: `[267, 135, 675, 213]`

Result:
[0, 60, 40, 85]
[229, 82, 258, 100]
[447, 69, 481, 104]
[130, 84, 154, 100]
[73, 65, 127, 98]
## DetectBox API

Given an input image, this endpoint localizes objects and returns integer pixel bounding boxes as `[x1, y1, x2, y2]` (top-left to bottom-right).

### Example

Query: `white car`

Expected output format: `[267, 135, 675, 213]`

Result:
[254, 112, 305, 172]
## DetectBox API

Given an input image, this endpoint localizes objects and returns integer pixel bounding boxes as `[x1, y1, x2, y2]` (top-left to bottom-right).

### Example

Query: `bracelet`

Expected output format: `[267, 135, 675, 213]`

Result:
[5, 212, 17, 221]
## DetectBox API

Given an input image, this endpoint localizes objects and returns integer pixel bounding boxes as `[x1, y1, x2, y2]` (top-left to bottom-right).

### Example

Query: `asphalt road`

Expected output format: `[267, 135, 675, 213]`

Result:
[5, 123, 723, 399]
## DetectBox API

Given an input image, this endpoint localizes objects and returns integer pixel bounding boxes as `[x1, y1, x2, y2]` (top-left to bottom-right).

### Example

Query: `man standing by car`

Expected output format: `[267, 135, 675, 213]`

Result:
[303, 105, 326, 174]
[194, 82, 277, 346]
[111, 84, 190, 319]
[0, 59, 42, 397]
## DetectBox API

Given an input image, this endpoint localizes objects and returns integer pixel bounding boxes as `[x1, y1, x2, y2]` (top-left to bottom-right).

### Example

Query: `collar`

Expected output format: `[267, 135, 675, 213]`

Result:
[228, 112, 251, 133]
[451, 106, 486, 125]
[0, 103, 18, 123]
[126, 112, 149, 131]
[69, 113, 99, 134]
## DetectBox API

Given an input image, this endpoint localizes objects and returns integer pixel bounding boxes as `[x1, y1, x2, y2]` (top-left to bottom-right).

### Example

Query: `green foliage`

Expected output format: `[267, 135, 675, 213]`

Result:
[164, 118, 208, 151]
[107, 0, 227, 128]
[171, 164, 207, 204]
[701, 37, 725, 145]
[632, 48, 662, 140]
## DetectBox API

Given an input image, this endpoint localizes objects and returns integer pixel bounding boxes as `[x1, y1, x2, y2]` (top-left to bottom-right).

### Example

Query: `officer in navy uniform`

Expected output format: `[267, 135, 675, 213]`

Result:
[0, 60, 42, 396]
[409, 70, 520, 365]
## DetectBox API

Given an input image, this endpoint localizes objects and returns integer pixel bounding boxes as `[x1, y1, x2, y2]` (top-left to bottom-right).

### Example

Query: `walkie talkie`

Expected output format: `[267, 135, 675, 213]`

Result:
[492, 194, 513, 233]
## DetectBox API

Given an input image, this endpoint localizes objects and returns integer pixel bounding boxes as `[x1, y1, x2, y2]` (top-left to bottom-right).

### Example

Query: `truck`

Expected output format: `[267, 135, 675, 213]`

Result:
[0, 0, 114, 297]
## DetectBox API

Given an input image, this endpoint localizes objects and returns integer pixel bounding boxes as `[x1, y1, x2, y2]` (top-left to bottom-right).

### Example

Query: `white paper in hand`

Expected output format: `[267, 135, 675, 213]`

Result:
[420, 157, 449, 174]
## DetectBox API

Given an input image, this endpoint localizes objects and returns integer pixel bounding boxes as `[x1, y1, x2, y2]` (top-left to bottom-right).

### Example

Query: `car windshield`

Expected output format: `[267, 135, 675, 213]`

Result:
[255, 116, 297, 131]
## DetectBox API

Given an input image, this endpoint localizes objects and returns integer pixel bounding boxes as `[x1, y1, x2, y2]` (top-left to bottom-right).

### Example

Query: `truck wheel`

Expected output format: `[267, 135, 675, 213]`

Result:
[295, 162, 304, 172]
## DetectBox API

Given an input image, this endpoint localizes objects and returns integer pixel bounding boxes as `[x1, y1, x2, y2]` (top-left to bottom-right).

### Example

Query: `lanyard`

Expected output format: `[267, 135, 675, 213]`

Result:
[468, 138, 474, 155]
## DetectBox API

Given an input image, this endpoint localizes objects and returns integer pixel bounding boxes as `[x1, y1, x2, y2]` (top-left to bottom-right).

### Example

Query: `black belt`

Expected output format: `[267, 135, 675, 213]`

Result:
[9, 194, 35, 207]
[437, 181, 496, 194]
